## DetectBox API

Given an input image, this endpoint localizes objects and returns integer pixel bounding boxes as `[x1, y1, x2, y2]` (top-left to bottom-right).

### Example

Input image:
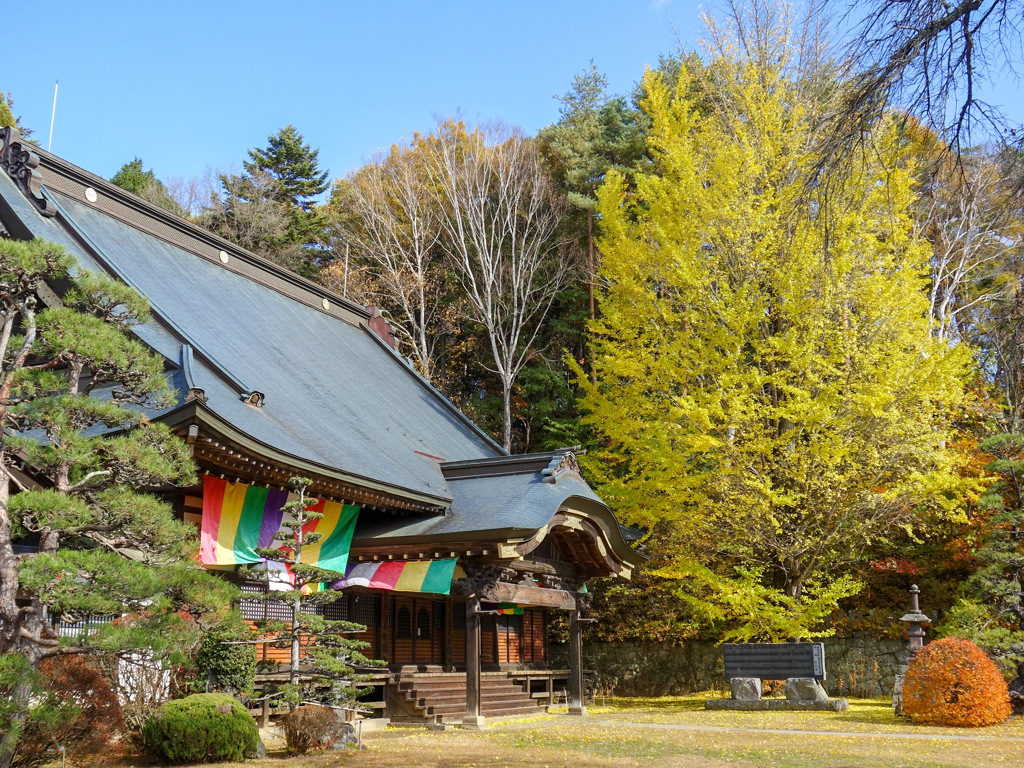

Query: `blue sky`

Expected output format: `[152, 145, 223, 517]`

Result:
[4, 1, 698, 184]
[4, 1, 1020, 189]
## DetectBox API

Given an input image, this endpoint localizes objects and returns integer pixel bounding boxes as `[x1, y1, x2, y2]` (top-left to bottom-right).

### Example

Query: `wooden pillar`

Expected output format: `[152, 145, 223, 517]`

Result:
[462, 595, 486, 729]
[444, 597, 454, 671]
[259, 695, 270, 728]
[568, 610, 587, 716]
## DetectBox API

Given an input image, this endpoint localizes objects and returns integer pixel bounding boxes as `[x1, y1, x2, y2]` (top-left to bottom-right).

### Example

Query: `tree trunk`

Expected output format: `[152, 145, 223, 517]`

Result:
[0, 674, 34, 768]
[290, 593, 301, 688]
[502, 382, 512, 453]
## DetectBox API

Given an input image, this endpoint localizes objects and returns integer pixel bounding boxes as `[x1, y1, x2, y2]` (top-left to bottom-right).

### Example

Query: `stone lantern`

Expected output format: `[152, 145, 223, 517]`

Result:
[900, 584, 930, 653]
[893, 584, 930, 714]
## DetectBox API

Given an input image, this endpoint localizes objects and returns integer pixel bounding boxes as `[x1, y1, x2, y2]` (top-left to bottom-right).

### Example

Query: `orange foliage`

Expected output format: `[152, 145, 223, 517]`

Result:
[903, 637, 1011, 727]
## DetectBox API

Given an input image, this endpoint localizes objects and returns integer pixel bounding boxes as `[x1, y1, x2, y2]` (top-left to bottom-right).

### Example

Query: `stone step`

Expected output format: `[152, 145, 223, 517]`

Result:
[402, 684, 524, 699]
[397, 684, 524, 696]
[413, 692, 533, 707]
[428, 708, 548, 720]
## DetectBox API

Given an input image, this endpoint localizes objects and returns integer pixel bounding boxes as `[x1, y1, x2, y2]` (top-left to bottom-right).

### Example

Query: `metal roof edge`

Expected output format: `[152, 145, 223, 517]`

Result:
[440, 448, 573, 479]
[556, 494, 649, 566]
[359, 326, 507, 458]
[351, 527, 535, 550]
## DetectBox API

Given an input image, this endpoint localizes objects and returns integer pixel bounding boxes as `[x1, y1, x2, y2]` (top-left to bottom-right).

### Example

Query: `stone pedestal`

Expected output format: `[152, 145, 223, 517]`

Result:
[730, 677, 762, 701]
[785, 677, 829, 702]
[461, 715, 487, 730]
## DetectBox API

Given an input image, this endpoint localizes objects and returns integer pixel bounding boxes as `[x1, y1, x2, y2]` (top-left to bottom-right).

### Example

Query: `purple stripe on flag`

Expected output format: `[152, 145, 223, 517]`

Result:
[257, 488, 289, 549]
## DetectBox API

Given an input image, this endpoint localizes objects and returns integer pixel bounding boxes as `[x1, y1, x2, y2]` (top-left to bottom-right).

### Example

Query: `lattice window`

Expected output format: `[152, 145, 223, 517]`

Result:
[351, 594, 379, 626]
[396, 606, 412, 639]
[53, 615, 116, 639]
[416, 607, 432, 639]
[323, 598, 349, 621]
[239, 598, 267, 621]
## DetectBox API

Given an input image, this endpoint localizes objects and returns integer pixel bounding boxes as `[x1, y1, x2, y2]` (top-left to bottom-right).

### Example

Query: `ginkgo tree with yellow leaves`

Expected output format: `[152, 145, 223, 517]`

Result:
[576, 12, 976, 640]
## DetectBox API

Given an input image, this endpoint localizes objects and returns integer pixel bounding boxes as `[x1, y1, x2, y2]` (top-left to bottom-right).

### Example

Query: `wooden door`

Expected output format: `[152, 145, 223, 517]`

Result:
[392, 596, 445, 665]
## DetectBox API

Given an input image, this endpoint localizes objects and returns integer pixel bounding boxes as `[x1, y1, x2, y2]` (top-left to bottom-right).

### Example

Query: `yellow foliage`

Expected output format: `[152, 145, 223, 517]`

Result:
[577, 31, 974, 635]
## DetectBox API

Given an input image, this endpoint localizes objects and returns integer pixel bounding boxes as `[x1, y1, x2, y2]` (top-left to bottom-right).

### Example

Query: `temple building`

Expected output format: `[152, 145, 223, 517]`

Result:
[0, 127, 644, 727]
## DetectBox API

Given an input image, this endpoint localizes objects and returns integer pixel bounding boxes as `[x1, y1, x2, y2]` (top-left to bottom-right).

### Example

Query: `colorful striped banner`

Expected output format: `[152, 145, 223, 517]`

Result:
[333, 559, 459, 595]
[200, 475, 359, 574]
[482, 602, 524, 615]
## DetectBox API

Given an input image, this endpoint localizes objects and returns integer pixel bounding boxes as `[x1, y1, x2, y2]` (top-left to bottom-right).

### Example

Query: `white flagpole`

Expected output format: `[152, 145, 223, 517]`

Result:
[47, 80, 58, 152]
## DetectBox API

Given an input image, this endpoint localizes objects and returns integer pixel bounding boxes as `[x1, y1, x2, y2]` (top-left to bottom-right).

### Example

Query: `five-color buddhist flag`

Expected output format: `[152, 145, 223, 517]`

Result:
[199, 475, 359, 574]
[334, 559, 458, 595]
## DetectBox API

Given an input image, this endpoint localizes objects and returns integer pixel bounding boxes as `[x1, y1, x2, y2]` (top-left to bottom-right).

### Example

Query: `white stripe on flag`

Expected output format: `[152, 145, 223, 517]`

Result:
[343, 562, 381, 588]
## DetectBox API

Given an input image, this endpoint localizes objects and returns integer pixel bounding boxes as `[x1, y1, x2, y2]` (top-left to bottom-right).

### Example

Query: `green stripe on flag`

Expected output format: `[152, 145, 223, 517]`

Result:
[420, 559, 458, 595]
[315, 503, 359, 574]
[233, 484, 268, 563]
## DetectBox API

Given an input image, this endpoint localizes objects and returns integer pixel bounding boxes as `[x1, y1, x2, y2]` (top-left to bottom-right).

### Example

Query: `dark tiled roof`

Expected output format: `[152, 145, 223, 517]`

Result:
[0, 170, 501, 502]
[355, 469, 602, 541]
[0, 146, 642, 568]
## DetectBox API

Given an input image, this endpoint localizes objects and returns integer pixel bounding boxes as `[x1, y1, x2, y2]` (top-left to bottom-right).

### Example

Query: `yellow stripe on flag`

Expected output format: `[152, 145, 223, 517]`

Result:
[216, 481, 248, 564]
[394, 560, 431, 592]
[301, 501, 342, 565]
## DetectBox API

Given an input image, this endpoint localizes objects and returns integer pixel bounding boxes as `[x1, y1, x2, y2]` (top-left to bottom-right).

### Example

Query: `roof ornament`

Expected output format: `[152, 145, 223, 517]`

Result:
[0, 127, 55, 217]
[542, 451, 583, 485]
[366, 306, 397, 350]
[241, 391, 265, 408]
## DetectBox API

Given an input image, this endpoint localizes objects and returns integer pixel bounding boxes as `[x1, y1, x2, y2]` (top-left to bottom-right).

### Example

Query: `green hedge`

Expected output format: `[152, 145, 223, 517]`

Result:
[142, 693, 259, 764]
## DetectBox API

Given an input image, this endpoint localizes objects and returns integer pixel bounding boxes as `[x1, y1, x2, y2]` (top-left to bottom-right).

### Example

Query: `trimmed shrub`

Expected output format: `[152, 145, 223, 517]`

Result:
[196, 620, 256, 694]
[903, 637, 1012, 727]
[281, 705, 344, 754]
[142, 693, 259, 764]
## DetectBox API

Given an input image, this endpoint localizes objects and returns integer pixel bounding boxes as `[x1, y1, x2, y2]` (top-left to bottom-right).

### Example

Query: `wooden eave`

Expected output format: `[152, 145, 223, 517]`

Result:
[158, 400, 450, 513]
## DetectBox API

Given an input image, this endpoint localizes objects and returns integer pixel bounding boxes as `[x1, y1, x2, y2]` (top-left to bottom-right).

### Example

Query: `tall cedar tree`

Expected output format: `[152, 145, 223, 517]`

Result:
[0, 239, 234, 768]
[245, 126, 329, 276]
[540, 63, 645, 326]
[576, 24, 973, 639]
[244, 125, 329, 210]
[250, 477, 380, 709]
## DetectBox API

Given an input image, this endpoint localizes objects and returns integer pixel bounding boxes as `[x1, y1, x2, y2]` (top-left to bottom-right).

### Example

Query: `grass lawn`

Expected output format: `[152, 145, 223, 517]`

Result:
[120, 697, 1024, 768]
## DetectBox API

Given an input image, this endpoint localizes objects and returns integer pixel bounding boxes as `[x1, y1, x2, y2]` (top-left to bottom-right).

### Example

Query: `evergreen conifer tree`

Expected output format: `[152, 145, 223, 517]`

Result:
[249, 477, 379, 709]
[244, 125, 329, 211]
[0, 238, 234, 768]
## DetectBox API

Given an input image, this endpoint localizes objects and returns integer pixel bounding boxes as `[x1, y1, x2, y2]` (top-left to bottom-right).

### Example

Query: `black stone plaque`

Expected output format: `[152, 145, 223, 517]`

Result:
[722, 642, 826, 681]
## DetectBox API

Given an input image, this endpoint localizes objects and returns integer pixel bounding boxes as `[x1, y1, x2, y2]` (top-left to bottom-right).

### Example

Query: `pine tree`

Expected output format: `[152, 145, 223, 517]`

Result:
[244, 125, 329, 211]
[0, 239, 234, 768]
[250, 477, 379, 709]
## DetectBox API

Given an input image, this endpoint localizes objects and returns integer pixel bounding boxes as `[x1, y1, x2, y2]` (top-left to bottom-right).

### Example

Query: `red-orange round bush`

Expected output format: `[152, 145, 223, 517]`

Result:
[903, 637, 1011, 727]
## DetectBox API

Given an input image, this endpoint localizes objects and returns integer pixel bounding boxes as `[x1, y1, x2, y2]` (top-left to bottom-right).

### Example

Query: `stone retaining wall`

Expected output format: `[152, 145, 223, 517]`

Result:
[552, 637, 909, 698]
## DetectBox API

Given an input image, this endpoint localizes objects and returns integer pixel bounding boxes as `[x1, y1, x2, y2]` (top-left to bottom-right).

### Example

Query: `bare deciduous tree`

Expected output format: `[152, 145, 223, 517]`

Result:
[826, 0, 1023, 158]
[333, 145, 444, 381]
[924, 151, 1020, 342]
[198, 168, 305, 270]
[431, 120, 569, 452]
